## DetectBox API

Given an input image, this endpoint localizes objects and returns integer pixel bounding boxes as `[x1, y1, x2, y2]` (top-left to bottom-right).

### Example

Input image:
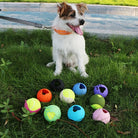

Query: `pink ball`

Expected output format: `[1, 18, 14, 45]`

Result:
[93, 108, 110, 124]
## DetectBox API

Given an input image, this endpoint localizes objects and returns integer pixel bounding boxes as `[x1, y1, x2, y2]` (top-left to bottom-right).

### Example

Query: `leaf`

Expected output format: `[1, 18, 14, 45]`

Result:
[7, 98, 10, 104]
[0, 132, 4, 135]
[6, 61, 12, 66]
[20, 41, 25, 47]
[4, 119, 8, 126]
[1, 109, 7, 113]
[1, 58, 5, 64]
[8, 105, 13, 109]
[3, 102, 7, 105]
[47, 125, 52, 129]
[0, 104, 4, 108]
[22, 107, 28, 113]
[4, 129, 9, 135]
[111, 116, 119, 122]
[22, 114, 28, 117]
[30, 112, 36, 116]
[123, 131, 131, 135]
[9, 110, 14, 113]
[117, 130, 131, 135]
[115, 104, 118, 109]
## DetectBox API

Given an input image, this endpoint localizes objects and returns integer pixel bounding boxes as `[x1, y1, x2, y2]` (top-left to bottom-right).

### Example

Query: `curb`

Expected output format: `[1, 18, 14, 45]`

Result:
[88, 4, 138, 16]
[0, 2, 138, 37]
[0, 2, 138, 16]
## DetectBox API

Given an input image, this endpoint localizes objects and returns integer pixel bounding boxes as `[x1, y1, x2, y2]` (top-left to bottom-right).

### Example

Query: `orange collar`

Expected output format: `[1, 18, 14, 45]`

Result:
[53, 28, 72, 35]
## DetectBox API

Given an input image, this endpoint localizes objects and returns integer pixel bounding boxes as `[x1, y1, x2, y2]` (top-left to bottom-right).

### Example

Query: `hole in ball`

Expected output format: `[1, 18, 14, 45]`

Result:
[42, 89, 49, 95]
[54, 80, 61, 87]
[79, 84, 85, 89]
[99, 87, 105, 93]
[103, 109, 108, 113]
[73, 106, 81, 112]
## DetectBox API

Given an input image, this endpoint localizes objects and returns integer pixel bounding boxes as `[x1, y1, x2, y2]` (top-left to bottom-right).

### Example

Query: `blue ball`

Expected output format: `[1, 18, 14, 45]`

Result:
[94, 84, 108, 98]
[67, 105, 85, 122]
[73, 83, 87, 96]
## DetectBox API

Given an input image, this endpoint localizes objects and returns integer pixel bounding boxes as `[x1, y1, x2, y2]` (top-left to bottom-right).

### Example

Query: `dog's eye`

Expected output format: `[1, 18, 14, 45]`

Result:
[80, 12, 83, 16]
[69, 12, 75, 18]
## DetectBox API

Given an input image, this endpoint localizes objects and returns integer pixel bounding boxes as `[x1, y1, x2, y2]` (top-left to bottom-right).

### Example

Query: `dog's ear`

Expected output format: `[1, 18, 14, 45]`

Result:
[76, 3, 88, 15]
[57, 2, 67, 16]
[57, 3, 62, 13]
[57, 2, 72, 18]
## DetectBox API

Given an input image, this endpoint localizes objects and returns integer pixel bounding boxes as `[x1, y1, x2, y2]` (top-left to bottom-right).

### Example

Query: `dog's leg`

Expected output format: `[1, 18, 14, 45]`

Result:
[69, 67, 77, 73]
[54, 53, 63, 76]
[65, 62, 77, 73]
[77, 55, 88, 77]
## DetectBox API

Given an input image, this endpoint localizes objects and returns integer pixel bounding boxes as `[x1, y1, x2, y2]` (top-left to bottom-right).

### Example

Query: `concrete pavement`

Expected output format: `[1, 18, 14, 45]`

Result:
[0, 2, 138, 37]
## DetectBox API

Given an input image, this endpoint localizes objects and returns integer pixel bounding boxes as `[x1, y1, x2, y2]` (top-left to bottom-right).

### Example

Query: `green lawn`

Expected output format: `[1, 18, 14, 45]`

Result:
[0, 29, 138, 138]
[0, 0, 138, 6]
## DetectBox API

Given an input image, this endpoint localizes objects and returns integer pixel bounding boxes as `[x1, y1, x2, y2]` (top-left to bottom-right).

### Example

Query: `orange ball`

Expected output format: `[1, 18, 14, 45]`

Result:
[37, 89, 52, 103]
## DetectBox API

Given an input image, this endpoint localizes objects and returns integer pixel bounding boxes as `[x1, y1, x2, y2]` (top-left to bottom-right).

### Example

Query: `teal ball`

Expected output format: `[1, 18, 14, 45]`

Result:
[67, 105, 85, 122]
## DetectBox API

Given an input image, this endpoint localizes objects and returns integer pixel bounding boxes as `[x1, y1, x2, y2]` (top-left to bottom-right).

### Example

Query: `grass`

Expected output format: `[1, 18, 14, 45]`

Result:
[0, 0, 138, 6]
[0, 29, 138, 138]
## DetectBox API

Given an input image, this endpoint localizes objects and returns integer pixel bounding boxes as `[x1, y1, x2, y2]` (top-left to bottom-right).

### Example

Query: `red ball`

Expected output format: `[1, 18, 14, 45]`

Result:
[37, 88, 52, 102]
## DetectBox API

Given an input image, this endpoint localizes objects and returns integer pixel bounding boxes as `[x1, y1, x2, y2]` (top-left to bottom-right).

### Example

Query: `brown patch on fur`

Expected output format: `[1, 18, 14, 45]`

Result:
[57, 2, 75, 20]
[76, 3, 88, 15]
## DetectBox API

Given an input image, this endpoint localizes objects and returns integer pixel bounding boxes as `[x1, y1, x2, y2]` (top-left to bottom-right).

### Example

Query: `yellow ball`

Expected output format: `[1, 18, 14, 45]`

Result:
[60, 89, 75, 103]
[24, 98, 41, 113]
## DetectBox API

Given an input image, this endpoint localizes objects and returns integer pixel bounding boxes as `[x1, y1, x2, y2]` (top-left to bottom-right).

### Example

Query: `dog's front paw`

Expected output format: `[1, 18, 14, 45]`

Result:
[81, 72, 88, 78]
[54, 71, 61, 76]
[69, 67, 77, 73]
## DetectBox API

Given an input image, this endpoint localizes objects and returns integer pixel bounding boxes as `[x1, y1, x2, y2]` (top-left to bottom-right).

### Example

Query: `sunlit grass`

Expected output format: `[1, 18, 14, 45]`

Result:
[0, 29, 138, 138]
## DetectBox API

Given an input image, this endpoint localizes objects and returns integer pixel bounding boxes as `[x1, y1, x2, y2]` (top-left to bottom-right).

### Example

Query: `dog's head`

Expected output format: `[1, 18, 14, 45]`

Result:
[57, 2, 87, 35]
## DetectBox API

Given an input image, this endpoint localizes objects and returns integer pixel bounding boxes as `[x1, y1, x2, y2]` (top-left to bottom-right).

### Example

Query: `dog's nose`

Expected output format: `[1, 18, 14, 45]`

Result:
[79, 19, 85, 25]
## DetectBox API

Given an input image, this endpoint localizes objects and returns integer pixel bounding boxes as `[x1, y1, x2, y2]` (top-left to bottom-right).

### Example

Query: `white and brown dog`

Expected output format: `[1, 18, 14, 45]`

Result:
[47, 2, 89, 77]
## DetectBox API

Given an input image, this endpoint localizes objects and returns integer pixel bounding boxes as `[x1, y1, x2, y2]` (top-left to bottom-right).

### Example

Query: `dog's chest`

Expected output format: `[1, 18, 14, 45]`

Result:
[52, 33, 85, 53]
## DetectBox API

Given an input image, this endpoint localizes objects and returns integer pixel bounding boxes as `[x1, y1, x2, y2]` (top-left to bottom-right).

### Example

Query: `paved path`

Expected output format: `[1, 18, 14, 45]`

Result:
[0, 2, 138, 37]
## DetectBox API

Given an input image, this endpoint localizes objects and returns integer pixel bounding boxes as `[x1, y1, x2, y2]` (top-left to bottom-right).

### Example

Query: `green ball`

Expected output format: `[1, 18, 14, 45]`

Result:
[44, 105, 61, 122]
[90, 94, 105, 109]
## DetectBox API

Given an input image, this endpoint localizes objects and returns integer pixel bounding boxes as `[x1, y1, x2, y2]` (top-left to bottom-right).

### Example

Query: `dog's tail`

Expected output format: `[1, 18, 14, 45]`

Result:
[46, 61, 55, 67]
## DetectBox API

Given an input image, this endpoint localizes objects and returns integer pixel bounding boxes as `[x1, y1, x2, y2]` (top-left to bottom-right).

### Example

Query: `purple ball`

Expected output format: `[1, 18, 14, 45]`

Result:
[94, 84, 108, 97]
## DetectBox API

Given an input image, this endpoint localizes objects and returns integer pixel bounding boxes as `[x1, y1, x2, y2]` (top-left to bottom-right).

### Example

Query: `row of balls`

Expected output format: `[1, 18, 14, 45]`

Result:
[24, 79, 110, 124]
[24, 81, 87, 122]
[37, 82, 88, 104]
[24, 98, 85, 122]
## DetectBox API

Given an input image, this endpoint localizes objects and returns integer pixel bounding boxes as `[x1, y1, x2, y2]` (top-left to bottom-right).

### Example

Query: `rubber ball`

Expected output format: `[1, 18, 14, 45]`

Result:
[89, 94, 105, 109]
[67, 105, 85, 122]
[60, 89, 75, 104]
[73, 83, 87, 96]
[49, 79, 64, 92]
[24, 98, 41, 113]
[93, 108, 110, 124]
[94, 84, 108, 97]
[44, 105, 61, 122]
[37, 88, 52, 103]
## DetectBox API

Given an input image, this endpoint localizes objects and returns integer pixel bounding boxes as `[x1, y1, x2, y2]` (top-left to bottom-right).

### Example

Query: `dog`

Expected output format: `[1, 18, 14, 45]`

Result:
[46, 2, 89, 77]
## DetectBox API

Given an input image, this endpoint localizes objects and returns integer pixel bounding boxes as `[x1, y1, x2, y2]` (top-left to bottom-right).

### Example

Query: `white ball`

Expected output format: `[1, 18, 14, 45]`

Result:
[60, 89, 75, 104]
